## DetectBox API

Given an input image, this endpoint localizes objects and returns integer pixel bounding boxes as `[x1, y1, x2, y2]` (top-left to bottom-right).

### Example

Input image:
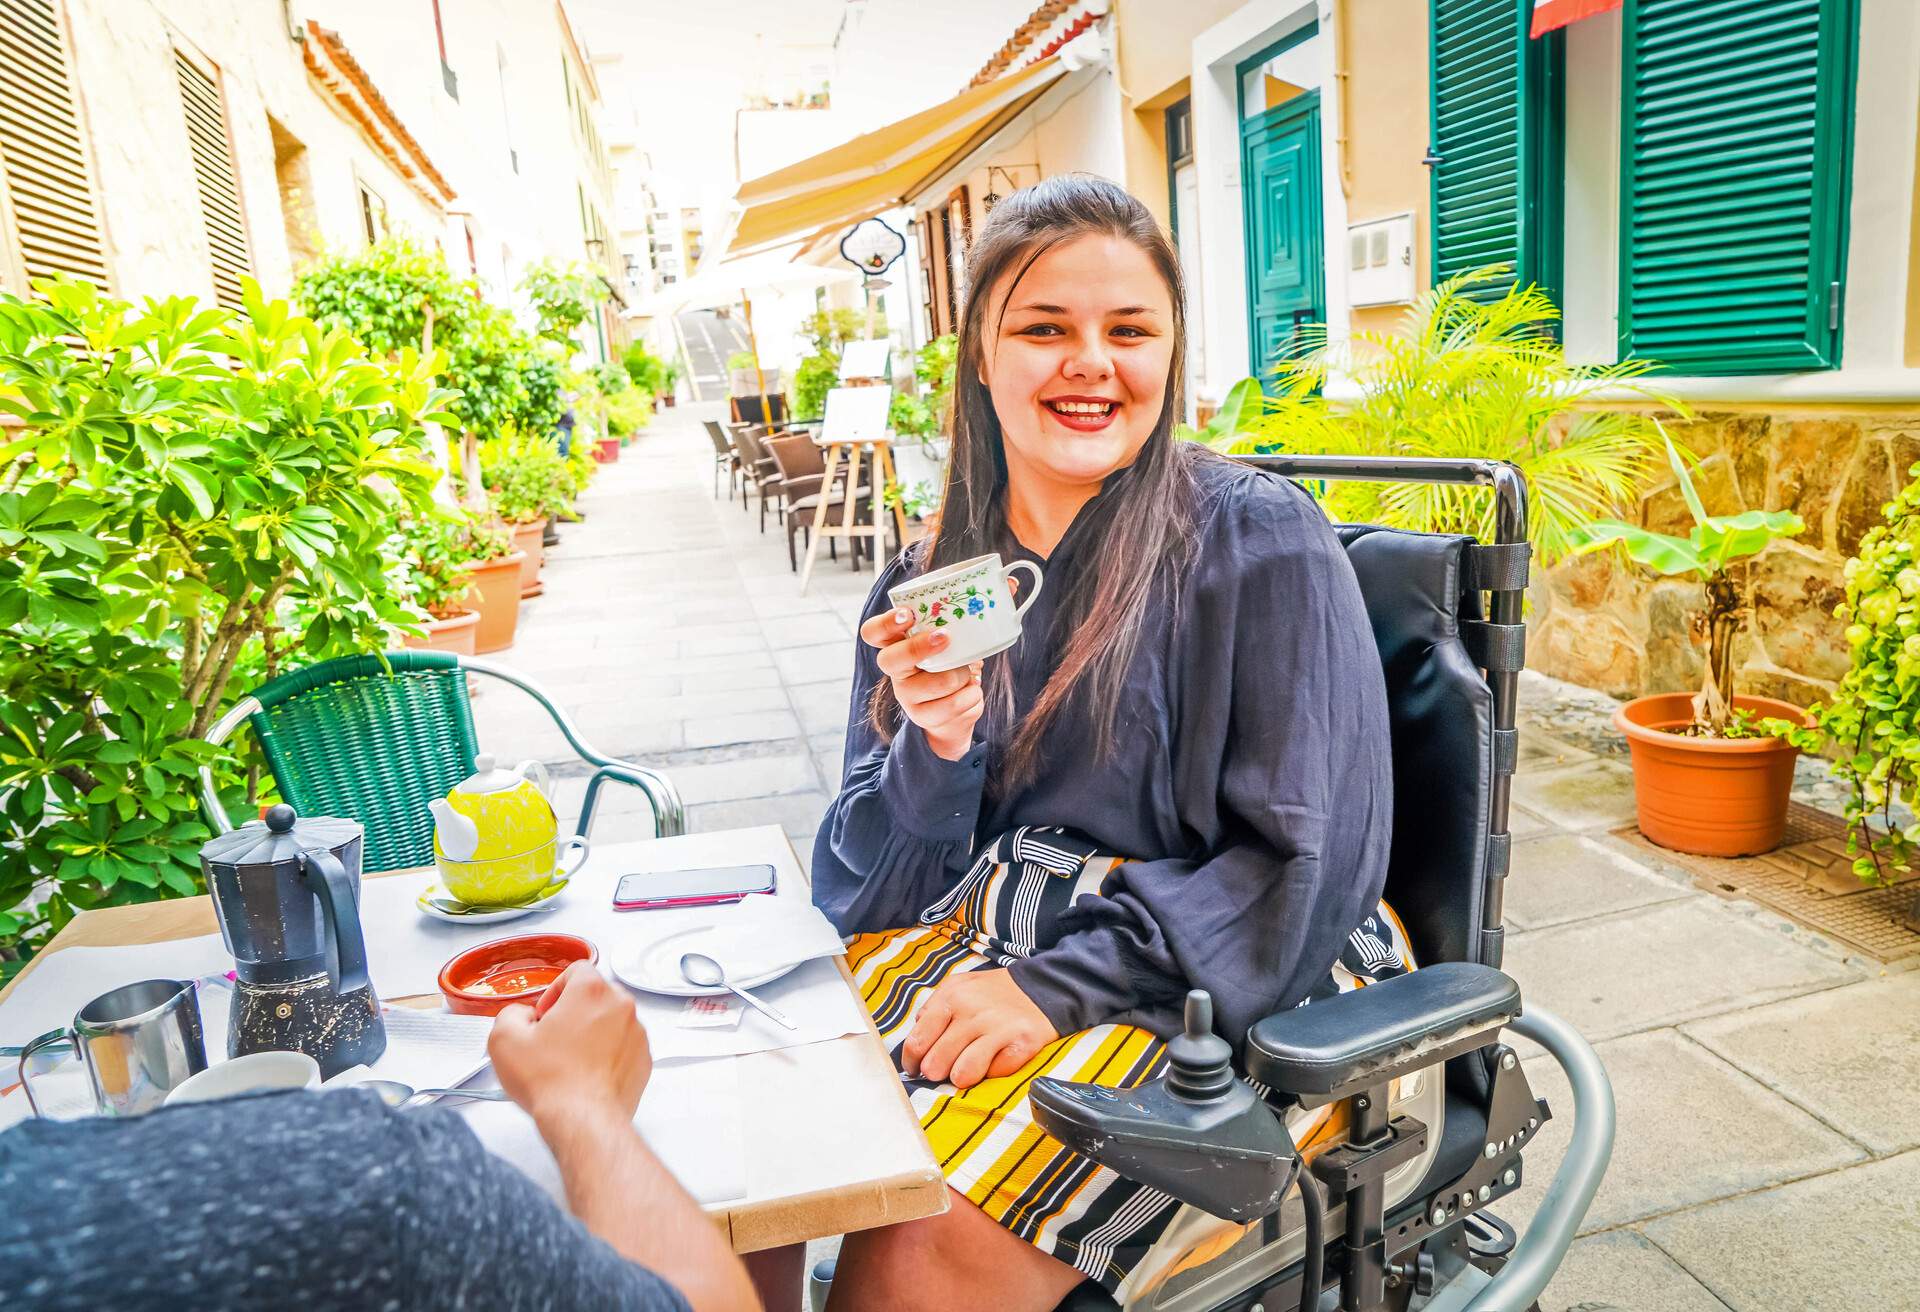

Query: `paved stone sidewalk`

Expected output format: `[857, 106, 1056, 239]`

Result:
[482, 403, 1920, 1312]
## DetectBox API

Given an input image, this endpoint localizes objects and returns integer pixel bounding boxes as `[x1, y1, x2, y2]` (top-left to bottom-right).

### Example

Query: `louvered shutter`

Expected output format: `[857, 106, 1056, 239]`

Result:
[1620, 0, 1855, 373]
[175, 51, 250, 309]
[0, 0, 108, 291]
[1428, 0, 1562, 302]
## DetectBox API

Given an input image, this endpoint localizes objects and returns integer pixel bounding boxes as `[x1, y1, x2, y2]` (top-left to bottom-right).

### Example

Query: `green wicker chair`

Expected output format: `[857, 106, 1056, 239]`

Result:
[196, 650, 685, 873]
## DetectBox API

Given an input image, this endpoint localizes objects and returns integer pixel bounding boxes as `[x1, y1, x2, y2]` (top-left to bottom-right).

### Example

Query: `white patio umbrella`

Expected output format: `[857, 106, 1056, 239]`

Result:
[628, 252, 862, 403]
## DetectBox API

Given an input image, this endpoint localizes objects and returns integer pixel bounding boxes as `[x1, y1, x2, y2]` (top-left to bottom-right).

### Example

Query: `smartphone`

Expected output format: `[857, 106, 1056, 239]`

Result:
[612, 864, 778, 911]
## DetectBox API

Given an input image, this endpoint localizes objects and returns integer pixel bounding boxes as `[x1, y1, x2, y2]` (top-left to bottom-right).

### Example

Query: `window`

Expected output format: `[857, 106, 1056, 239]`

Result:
[175, 49, 250, 308]
[271, 117, 318, 269]
[0, 0, 109, 293]
[359, 181, 388, 246]
[1428, 0, 1563, 303]
[1166, 99, 1193, 170]
[1618, 0, 1855, 373]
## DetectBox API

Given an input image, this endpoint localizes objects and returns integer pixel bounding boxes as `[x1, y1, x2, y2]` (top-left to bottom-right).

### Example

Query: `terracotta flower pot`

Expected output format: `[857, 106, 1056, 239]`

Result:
[1615, 692, 1812, 857]
[403, 608, 480, 656]
[463, 551, 526, 654]
[507, 520, 544, 598]
[594, 436, 620, 463]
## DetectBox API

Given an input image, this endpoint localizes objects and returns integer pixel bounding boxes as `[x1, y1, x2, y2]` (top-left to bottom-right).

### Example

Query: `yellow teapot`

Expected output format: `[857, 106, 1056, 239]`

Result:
[428, 753, 590, 906]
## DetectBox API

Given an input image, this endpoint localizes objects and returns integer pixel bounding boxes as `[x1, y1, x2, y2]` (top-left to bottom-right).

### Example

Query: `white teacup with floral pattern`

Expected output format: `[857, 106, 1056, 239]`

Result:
[888, 554, 1045, 673]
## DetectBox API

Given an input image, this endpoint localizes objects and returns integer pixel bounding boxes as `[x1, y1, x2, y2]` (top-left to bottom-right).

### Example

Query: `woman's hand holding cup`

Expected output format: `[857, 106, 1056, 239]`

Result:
[862, 607, 985, 761]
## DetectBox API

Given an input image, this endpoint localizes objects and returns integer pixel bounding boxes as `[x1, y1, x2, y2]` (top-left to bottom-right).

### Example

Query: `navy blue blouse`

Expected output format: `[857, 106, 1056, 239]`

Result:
[812, 448, 1393, 1049]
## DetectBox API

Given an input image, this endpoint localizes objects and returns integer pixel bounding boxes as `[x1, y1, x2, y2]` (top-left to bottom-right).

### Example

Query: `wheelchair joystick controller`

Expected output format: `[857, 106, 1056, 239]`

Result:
[1167, 990, 1234, 1100]
[1029, 990, 1303, 1222]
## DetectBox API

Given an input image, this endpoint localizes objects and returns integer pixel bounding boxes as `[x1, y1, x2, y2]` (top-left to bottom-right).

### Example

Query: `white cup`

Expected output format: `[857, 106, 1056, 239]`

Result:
[888, 553, 1045, 672]
[163, 1050, 322, 1106]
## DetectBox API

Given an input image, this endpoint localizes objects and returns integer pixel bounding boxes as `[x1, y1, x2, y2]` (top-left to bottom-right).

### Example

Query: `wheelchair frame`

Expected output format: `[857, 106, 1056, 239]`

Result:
[1033, 457, 1615, 1312]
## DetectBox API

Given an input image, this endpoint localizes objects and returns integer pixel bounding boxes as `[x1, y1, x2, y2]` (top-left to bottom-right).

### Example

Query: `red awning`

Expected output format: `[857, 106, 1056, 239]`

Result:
[1530, 0, 1622, 38]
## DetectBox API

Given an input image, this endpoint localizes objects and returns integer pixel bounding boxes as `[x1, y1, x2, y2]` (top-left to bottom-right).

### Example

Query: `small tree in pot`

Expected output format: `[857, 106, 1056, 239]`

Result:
[1571, 434, 1808, 855]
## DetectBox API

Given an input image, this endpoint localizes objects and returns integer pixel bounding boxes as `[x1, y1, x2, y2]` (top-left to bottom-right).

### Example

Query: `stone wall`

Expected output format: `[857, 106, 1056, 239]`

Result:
[1528, 410, 1920, 707]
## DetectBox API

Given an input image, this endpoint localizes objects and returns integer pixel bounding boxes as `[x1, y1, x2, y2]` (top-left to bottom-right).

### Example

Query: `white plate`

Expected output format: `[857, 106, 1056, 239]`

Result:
[414, 879, 567, 925]
[612, 924, 803, 997]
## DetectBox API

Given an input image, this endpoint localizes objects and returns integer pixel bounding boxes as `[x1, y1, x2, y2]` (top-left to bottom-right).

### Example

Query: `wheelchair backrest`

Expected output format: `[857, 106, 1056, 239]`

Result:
[1333, 526, 1494, 973]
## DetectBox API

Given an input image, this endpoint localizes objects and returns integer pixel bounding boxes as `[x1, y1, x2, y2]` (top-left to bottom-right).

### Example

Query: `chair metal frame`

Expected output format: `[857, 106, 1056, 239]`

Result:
[197, 652, 686, 864]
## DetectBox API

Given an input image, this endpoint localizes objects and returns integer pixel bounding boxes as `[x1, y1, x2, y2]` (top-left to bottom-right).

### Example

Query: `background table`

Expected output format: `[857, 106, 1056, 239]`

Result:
[0, 825, 945, 1253]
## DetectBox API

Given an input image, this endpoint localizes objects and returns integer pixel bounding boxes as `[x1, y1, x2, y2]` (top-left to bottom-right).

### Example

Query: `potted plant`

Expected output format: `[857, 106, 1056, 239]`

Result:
[884, 480, 943, 547]
[479, 426, 573, 598]
[394, 516, 484, 654]
[417, 513, 523, 654]
[1777, 457, 1920, 919]
[1571, 435, 1810, 856]
[658, 359, 679, 407]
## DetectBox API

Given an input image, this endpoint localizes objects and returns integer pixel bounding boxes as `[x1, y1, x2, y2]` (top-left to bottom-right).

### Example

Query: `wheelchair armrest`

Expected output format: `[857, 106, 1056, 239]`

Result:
[1246, 962, 1521, 1104]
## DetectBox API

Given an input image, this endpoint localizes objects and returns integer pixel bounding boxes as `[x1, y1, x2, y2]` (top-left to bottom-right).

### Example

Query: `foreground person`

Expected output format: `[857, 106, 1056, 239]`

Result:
[813, 175, 1411, 1309]
[0, 964, 759, 1312]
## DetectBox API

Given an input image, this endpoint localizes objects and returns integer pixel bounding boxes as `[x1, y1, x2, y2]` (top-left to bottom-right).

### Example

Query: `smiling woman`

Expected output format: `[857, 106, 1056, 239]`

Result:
[812, 176, 1400, 1310]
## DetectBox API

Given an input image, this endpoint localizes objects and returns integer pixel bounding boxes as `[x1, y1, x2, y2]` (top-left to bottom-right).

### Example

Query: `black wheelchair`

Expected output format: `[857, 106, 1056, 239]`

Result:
[1025, 456, 1615, 1312]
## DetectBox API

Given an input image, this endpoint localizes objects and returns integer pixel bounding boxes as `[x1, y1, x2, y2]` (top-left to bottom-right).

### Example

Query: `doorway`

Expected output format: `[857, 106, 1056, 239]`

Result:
[1237, 26, 1325, 383]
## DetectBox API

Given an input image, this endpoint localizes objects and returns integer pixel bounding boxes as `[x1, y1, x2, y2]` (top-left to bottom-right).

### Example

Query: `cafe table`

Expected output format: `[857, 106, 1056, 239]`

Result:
[0, 825, 947, 1255]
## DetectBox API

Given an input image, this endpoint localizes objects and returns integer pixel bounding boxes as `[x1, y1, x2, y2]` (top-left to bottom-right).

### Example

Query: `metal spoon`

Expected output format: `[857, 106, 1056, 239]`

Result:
[679, 952, 797, 1030]
[357, 1078, 513, 1110]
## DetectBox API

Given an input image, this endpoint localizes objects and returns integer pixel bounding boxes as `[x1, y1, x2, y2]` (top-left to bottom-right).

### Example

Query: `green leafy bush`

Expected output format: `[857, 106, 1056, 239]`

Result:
[0, 277, 451, 975]
[1782, 460, 1920, 887]
[623, 342, 667, 393]
[726, 350, 756, 372]
[591, 361, 628, 396]
[603, 387, 654, 438]
[890, 334, 959, 442]
[518, 259, 607, 345]
[479, 426, 574, 524]
[1216, 268, 1682, 565]
[791, 351, 839, 421]
[296, 235, 562, 438]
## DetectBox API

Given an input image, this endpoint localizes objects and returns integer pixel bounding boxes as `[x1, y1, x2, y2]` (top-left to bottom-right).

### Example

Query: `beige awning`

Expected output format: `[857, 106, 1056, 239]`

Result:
[728, 57, 1066, 256]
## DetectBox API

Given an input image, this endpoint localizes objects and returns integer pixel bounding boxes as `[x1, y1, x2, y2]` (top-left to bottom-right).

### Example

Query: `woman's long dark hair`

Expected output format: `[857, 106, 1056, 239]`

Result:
[870, 174, 1199, 789]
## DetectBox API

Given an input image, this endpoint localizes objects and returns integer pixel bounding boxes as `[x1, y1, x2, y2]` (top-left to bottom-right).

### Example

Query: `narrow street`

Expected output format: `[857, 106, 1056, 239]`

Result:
[480, 402, 1920, 1309]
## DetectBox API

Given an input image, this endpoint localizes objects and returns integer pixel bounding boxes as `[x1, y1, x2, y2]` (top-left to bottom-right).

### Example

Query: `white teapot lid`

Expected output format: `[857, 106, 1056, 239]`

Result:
[454, 753, 528, 795]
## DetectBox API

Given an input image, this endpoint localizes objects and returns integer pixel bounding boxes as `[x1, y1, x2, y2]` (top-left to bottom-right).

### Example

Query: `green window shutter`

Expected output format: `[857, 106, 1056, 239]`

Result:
[1620, 0, 1856, 373]
[0, 0, 110, 293]
[1429, 0, 1563, 302]
[175, 52, 250, 310]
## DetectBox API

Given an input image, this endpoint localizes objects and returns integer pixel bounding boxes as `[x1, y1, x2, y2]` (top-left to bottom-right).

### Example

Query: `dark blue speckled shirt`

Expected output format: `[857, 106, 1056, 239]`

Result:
[0, 1090, 689, 1312]
[813, 447, 1393, 1051]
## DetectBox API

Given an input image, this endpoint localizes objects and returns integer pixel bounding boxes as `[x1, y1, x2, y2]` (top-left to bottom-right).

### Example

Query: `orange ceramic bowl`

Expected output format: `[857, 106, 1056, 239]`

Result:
[437, 933, 598, 1017]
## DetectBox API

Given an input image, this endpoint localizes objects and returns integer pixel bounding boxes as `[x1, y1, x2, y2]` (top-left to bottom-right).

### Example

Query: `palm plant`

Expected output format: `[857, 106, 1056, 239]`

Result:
[1213, 267, 1685, 564]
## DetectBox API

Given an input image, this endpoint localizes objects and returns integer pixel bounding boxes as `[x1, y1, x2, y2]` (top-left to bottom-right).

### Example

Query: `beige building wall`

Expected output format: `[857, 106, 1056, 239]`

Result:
[61, 0, 441, 305]
[1112, 0, 1242, 229]
[1339, 0, 1429, 337]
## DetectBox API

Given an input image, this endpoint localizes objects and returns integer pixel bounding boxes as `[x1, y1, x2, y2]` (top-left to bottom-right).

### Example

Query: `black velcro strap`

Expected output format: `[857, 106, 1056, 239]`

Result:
[1486, 831, 1511, 881]
[1466, 541, 1533, 593]
[1492, 728, 1517, 777]
[1462, 620, 1527, 671]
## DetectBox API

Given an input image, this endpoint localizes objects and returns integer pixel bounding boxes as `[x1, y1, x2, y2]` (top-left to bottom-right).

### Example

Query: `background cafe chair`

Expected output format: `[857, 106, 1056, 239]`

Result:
[870, 456, 1604, 1312]
[728, 424, 785, 533]
[702, 419, 741, 500]
[196, 650, 684, 874]
[765, 432, 875, 572]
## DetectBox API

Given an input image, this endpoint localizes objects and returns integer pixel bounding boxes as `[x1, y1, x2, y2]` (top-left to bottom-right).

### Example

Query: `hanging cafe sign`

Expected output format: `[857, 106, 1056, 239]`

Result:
[840, 218, 907, 276]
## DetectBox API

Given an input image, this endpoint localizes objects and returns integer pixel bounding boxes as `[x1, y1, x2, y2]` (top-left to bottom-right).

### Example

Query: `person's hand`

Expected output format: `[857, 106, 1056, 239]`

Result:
[901, 968, 1058, 1089]
[861, 607, 985, 761]
[488, 962, 651, 1130]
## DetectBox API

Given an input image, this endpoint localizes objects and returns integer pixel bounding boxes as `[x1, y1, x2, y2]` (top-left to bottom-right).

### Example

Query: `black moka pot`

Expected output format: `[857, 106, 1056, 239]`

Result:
[198, 805, 387, 1078]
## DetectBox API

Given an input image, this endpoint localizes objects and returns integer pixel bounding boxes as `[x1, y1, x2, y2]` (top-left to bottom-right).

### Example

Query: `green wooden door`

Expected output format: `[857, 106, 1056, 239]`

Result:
[1241, 90, 1324, 380]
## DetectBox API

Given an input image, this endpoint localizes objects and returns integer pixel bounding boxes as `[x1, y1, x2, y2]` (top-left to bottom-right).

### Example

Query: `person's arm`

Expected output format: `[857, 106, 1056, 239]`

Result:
[487, 964, 760, 1312]
[811, 570, 990, 934]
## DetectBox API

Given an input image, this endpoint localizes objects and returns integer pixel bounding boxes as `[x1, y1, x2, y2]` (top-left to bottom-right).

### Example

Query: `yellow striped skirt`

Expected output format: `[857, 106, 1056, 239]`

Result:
[846, 827, 1416, 1292]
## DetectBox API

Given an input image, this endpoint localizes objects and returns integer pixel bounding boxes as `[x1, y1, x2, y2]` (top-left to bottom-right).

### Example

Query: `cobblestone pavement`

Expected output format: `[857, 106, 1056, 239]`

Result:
[483, 404, 1919, 1312]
